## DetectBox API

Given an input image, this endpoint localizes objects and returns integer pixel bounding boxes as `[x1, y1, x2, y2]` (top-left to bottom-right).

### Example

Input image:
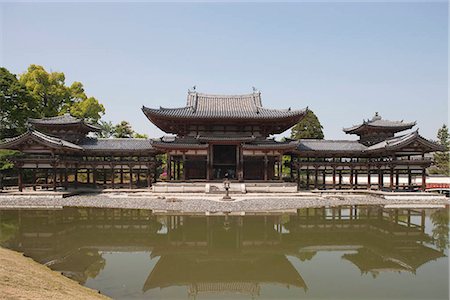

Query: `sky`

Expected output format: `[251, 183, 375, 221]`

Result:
[0, 1, 448, 140]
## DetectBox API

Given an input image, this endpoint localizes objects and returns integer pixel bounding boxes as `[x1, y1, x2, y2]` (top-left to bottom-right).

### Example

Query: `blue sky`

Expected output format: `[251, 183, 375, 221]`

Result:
[0, 2, 447, 140]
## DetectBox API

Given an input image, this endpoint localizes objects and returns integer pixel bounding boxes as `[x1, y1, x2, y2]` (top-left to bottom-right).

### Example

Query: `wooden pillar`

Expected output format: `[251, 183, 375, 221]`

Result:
[32, 168, 36, 191]
[129, 166, 133, 189]
[74, 165, 78, 189]
[332, 167, 336, 189]
[378, 168, 383, 190]
[182, 153, 186, 181]
[64, 167, 68, 190]
[52, 167, 57, 191]
[395, 170, 400, 189]
[390, 168, 394, 191]
[367, 165, 371, 189]
[338, 170, 342, 189]
[322, 169, 326, 189]
[18, 168, 23, 192]
[306, 167, 310, 190]
[314, 167, 318, 189]
[45, 169, 49, 190]
[296, 161, 301, 191]
[408, 168, 412, 189]
[103, 168, 107, 185]
[87, 169, 90, 184]
[349, 168, 354, 189]
[111, 165, 115, 189]
[177, 159, 181, 181]
[421, 168, 427, 191]
[354, 169, 358, 188]
[264, 154, 268, 181]
[93, 167, 97, 188]
[147, 165, 152, 188]
[167, 154, 172, 181]
[279, 154, 283, 180]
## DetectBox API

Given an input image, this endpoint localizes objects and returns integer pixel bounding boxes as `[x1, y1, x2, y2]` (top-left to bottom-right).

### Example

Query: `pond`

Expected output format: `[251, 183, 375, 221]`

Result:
[0, 206, 448, 299]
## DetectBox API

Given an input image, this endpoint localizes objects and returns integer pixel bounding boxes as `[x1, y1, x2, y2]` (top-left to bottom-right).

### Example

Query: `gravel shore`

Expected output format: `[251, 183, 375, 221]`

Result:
[0, 193, 448, 213]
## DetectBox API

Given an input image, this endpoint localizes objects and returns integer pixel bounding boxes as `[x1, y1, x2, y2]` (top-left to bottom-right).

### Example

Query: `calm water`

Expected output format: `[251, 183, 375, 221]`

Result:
[0, 206, 448, 300]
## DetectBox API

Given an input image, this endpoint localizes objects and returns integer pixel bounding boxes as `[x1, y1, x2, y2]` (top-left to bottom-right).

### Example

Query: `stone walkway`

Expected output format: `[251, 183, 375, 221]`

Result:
[0, 192, 447, 213]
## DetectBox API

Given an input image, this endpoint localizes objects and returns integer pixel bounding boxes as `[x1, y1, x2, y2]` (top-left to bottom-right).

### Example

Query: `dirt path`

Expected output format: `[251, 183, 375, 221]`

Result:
[0, 247, 110, 300]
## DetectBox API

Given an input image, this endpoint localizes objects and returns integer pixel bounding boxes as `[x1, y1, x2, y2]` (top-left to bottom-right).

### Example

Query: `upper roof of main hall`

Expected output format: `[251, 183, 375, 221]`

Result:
[142, 90, 307, 120]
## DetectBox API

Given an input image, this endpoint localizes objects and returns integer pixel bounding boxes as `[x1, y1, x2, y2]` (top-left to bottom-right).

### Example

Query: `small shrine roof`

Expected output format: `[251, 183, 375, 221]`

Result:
[343, 112, 416, 134]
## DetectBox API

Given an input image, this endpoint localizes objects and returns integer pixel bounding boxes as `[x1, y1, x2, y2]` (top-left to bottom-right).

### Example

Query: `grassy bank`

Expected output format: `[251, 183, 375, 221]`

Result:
[0, 247, 110, 300]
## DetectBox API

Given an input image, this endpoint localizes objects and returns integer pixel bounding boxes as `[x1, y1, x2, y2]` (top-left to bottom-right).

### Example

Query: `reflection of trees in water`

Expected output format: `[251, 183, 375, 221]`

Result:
[431, 209, 449, 252]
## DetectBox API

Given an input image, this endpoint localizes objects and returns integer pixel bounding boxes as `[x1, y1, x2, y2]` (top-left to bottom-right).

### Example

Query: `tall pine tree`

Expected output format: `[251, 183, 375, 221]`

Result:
[290, 110, 324, 140]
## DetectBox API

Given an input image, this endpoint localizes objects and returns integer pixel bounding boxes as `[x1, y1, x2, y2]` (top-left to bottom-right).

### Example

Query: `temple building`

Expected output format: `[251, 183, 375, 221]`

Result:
[0, 89, 445, 191]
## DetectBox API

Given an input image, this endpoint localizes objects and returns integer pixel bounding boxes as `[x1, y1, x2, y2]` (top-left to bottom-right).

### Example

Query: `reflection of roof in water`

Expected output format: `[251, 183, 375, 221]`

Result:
[143, 254, 307, 292]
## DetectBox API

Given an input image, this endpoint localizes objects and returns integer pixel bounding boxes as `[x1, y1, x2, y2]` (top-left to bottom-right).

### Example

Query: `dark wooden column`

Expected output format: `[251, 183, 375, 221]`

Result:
[306, 167, 310, 190]
[74, 165, 78, 189]
[332, 166, 336, 189]
[44, 169, 49, 190]
[338, 170, 342, 189]
[354, 169, 358, 188]
[264, 154, 268, 181]
[93, 166, 97, 189]
[87, 169, 91, 184]
[390, 168, 394, 191]
[296, 160, 301, 191]
[64, 167, 68, 190]
[421, 168, 427, 191]
[32, 168, 37, 191]
[120, 166, 124, 185]
[111, 164, 115, 189]
[378, 168, 383, 190]
[103, 168, 107, 185]
[52, 166, 57, 191]
[18, 167, 23, 192]
[167, 154, 172, 181]
[349, 168, 354, 189]
[314, 167, 318, 189]
[395, 169, 400, 189]
[408, 168, 412, 189]
[129, 165, 133, 189]
[322, 169, 326, 189]
[367, 165, 371, 189]
[147, 164, 152, 188]
[182, 153, 186, 181]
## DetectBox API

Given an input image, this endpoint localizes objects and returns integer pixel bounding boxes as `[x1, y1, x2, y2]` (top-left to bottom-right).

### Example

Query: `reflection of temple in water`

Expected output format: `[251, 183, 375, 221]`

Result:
[0, 206, 446, 297]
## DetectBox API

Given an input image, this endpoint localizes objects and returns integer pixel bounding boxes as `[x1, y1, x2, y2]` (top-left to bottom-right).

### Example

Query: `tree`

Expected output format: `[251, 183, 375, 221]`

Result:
[113, 121, 134, 138]
[96, 120, 115, 138]
[433, 124, 449, 175]
[290, 109, 324, 140]
[19, 65, 105, 122]
[133, 132, 148, 139]
[0, 68, 37, 138]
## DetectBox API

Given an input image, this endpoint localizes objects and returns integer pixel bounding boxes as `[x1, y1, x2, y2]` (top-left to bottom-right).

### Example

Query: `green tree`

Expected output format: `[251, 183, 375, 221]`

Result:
[97, 120, 115, 138]
[430, 209, 449, 252]
[290, 109, 324, 140]
[19, 65, 105, 122]
[113, 121, 134, 138]
[133, 132, 148, 139]
[433, 124, 449, 175]
[0, 68, 37, 138]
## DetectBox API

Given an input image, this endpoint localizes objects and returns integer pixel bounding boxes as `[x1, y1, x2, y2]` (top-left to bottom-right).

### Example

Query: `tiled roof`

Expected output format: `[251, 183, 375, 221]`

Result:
[344, 112, 415, 134]
[28, 114, 101, 131]
[367, 130, 444, 152]
[152, 136, 208, 149]
[80, 137, 154, 151]
[297, 140, 368, 152]
[1, 130, 82, 151]
[142, 91, 306, 120]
